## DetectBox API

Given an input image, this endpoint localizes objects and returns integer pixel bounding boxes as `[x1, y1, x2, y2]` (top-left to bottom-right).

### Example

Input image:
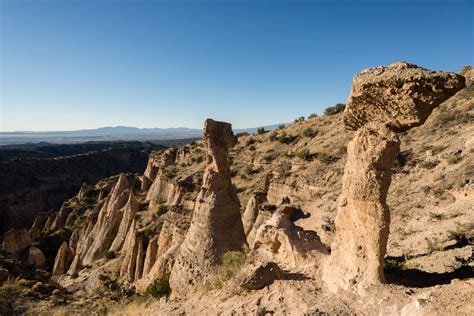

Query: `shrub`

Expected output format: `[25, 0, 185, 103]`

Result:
[104, 250, 116, 260]
[324, 103, 346, 115]
[384, 258, 406, 271]
[71, 272, 79, 279]
[217, 251, 246, 281]
[244, 164, 253, 176]
[296, 148, 311, 161]
[308, 113, 318, 119]
[460, 65, 472, 75]
[32, 282, 43, 292]
[420, 160, 439, 169]
[303, 127, 317, 138]
[277, 132, 297, 144]
[144, 274, 171, 299]
[248, 145, 256, 151]
[278, 124, 285, 129]
[257, 127, 266, 134]
[316, 152, 331, 164]
[294, 116, 305, 123]
[246, 138, 256, 146]
[156, 204, 169, 217]
[269, 132, 277, 141]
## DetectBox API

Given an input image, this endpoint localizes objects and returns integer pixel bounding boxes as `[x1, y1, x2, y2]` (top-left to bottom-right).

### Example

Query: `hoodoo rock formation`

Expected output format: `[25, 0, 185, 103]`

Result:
[323, 62, 465, 292]
[170, 119, 246, 296]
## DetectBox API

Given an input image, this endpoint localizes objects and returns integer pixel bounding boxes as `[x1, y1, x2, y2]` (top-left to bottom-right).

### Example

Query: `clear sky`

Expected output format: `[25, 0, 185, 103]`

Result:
[1, 0, 472, 131]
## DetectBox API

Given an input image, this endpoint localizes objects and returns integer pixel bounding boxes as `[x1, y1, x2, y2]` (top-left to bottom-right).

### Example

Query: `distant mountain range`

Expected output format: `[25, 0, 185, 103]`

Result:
[0, 124, 285, 146]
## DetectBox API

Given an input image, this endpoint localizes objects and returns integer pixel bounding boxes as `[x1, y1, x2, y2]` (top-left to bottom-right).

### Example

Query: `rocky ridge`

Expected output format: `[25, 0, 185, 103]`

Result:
[1, 63, 472, 315]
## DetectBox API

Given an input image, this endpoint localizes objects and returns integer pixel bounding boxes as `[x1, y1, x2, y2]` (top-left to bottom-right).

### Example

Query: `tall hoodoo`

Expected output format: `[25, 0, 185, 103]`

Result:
[170, 119, 246, 296]
[323, 62, 465, 292]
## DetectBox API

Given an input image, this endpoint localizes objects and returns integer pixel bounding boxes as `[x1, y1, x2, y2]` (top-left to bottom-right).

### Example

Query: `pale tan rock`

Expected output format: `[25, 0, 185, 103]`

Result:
[242, 192, 267, 237]
[322, 122, 400, 291]
[82, 173, 132, 265]
[110, 190, 139, 252]
[142, 236, 159, 276]
[323, 62, 465, 292]
[119, 219, 144, 282]
[169, 119, 246, 297]
[53, 241, 75, 276]
[146, 175, 183, 210]
[344, 61, 465, 132]
[253, 211, 328, 269]
[26, 246, 46, 267]
[135, 219, 185, 293]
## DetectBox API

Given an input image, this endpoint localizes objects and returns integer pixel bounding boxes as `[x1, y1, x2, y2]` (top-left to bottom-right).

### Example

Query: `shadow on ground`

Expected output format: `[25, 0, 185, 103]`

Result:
[385, 265, 474, 288]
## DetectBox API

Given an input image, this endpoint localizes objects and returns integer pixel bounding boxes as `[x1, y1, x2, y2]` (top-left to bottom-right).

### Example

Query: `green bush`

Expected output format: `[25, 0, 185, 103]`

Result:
[277, 132, 297, 144]
[236, 132, 249, 137]
[257, 127, 266, 134]
[145, 274, 171, 298]
[384, 258, 406, 271]
[104, 250, 116, 260]
[217, 251, 246, 281]
[303, 127, 317, 138]
[324, 103, 346, 115]
[294, 116, 305, 123]
[308, 113, 318, 119]
[296, 148, 311, 161]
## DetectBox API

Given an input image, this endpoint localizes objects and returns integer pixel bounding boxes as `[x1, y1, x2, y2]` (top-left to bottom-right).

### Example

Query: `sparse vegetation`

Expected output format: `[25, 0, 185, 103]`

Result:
[246, 137, 256, 146]
[296, 148, 311, 161]
[324, 103, 345, 115]
[277, 132, 297, 144]
[104, 250, 116, 260]
[303, 127, 317, 138]
[308, 113, 318, 119]
[257, 127, 266, 134]
[294, 116, 305, 123]
[278, 124, 285, 129]
[144, 274, 171, 299]
[217, 250, 246, 282]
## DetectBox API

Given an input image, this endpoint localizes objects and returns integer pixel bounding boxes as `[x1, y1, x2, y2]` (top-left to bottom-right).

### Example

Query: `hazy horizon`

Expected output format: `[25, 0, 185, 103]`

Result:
[1, 0, 472, 132]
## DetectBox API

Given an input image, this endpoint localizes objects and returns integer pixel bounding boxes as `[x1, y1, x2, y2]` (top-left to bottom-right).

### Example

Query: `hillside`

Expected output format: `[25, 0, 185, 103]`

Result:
[0, 65, 472, 315]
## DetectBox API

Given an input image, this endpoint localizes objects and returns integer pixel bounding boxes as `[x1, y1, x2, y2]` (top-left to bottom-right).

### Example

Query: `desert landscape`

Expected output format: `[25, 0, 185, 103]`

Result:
[0, 62, 472, 315]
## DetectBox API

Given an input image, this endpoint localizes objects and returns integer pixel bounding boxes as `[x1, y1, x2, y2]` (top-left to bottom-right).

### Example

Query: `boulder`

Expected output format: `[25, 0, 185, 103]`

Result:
[344, 61, 465, 132]
[169, 119, 246, 297]
[240, 262, 283, 290]
[25, 246, 46, 268]
[253, 210, 328, 269]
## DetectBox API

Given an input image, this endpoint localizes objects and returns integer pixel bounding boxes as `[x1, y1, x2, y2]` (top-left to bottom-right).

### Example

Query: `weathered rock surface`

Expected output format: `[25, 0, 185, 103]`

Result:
[322, 122, 400, 291]
[2, 229, 32, 259]
[135, 219, 185, 293]
[240, 262, 283, 290]
[242, 192, 267, 238]
[323, 62, 465, 292]
[170, 119, 246, 296]
[253, 209, 328, 269]
[52, 241, 75, 276]
[25, 246, 46, 267]
[344, 61, 465, 132]
[82, 173, 132, 265]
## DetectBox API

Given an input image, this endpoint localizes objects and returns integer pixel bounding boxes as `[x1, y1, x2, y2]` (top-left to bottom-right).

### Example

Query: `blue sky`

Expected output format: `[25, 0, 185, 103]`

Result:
[1, 0, 472, 131]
